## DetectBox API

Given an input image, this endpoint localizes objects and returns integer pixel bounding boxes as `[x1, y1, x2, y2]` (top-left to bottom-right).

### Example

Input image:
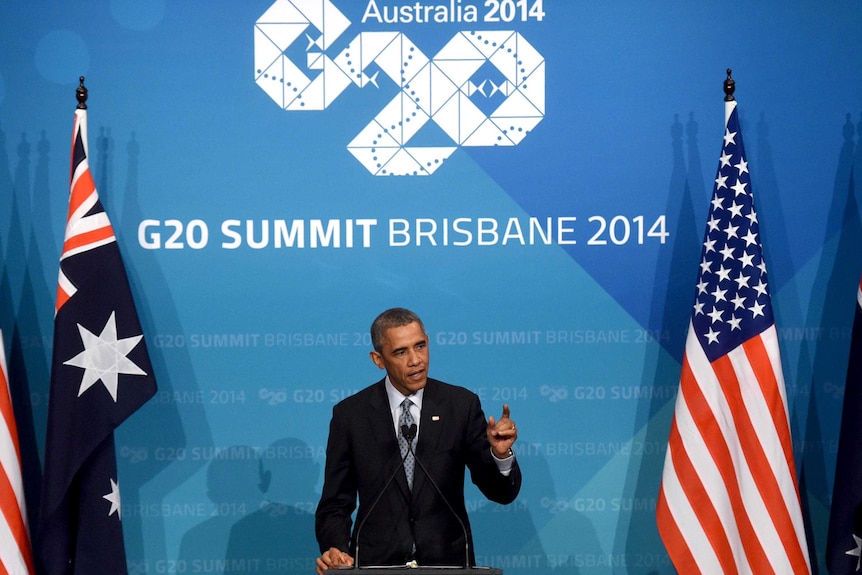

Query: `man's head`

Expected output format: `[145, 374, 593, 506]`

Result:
[369, 308, 429, 396]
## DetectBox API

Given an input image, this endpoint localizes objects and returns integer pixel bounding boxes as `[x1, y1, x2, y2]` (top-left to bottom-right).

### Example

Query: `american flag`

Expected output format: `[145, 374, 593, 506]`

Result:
[37, 82, 157, 575]
[826, 275, 862, 574]
[0, 329, 35, 574]
[656, 93, 811, 574]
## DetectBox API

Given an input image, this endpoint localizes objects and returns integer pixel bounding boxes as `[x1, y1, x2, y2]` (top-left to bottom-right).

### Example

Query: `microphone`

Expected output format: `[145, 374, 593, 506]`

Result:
[403, 423, 417, 445]
[400, 424, 472, 569]
[352, 423, 416, 569]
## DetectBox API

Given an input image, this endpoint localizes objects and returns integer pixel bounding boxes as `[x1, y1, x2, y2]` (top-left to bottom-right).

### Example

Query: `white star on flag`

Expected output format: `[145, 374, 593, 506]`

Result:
[845, 533, 862, 571]
[103, 478, 122, 519]
[63, 311, 147, 402]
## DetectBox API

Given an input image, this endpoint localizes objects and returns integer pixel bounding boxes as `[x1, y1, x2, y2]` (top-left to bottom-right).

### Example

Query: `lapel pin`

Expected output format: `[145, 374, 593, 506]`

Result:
[432, 415, 440, 421]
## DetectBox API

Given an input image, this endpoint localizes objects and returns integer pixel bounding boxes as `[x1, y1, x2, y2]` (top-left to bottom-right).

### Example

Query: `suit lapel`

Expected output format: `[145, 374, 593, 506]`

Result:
[367, 379, 412, 497]
[413, 379, 446, 498]
[367, 379, 395, 443]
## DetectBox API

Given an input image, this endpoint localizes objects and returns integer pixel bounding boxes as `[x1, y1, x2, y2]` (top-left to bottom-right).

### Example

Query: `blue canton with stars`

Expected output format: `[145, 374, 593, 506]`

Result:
[692, 105, 774, 363]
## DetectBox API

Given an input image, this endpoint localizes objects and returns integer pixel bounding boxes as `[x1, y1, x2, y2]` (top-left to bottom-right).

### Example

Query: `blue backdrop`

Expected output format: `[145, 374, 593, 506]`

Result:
[2, 1, 861, 573]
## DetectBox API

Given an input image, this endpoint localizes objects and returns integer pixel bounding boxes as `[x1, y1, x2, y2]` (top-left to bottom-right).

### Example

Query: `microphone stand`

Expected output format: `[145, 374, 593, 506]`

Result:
[353, 424, 416, 569]
[401, 424, 472, 569]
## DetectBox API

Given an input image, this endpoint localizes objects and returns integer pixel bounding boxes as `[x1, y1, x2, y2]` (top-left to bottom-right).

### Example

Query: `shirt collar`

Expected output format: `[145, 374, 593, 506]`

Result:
[385, 375, 424, 413]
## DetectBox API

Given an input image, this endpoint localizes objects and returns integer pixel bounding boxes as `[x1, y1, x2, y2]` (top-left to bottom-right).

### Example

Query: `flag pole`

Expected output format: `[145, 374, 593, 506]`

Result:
[723, 69, 736, 126]
[724, 68, 735, 101]
[76, 76, 87, 109]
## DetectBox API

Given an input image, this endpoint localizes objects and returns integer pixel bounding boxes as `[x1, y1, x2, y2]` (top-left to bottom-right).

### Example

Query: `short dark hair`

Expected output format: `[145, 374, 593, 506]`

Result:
[370, 308, 425, 352]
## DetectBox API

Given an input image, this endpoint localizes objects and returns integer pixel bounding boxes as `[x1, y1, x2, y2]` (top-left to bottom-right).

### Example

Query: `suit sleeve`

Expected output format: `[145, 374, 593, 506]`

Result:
[464, 393, 522, 505]
[315, 405, 356, 554]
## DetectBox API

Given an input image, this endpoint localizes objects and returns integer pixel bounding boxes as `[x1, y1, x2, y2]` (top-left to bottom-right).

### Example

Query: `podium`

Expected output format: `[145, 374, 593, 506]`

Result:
[324, 570, 502, 575]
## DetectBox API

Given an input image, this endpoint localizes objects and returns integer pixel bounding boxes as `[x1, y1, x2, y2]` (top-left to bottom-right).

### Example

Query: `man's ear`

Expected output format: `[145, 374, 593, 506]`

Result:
[369, 350, 385, 370]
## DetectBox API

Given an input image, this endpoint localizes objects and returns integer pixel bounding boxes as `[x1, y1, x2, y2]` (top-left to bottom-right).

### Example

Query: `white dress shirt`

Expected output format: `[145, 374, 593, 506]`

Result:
[384, 377, 513, 475]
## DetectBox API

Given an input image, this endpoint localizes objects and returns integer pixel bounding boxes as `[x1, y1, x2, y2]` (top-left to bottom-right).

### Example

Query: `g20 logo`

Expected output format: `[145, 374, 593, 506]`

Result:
[254, 0, 545, 176]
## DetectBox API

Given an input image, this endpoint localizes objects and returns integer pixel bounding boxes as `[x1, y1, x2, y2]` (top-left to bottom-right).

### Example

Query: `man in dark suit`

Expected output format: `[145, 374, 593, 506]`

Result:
[315, 308, 521, 574]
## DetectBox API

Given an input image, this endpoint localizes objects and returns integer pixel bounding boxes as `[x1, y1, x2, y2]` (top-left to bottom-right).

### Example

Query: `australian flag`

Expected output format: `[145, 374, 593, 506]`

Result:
[37, 84, 157, 574]
[827, 276, 862, 574]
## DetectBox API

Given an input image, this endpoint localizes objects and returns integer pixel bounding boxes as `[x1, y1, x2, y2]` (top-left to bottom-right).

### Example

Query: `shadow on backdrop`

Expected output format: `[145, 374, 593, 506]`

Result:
[534, 447, 603, 574]
[177, 445, 263, 575]
[619, 112, 704, 575]
[798, 112, 862, 574]
[469, 451, 549, 574]
[0, 123, 53, 531]
[224, 437, 320, 574]
[472, 448, 601, 573]
[97, 126, 214, 567]
[751, 110, 823, 571]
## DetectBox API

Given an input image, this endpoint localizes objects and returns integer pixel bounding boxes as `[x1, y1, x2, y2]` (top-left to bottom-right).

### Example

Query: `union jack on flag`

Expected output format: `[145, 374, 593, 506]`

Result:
[656, 83, 811, 574]
[55, 107, 115, 312]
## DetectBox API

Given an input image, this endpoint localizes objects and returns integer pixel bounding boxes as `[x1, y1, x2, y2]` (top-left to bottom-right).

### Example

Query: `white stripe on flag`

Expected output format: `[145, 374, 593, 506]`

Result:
[62, 236, 115, 261]
[681, 324, 757, 572]
[659, 453, 726, 573]
[0, 513, 29, 575]
[0, 331, 26, 510]
[666, 322, 808, 574]
[0, 330, 33, 574]
[0, 422, 26, 512]
[63, 193, 99, 240]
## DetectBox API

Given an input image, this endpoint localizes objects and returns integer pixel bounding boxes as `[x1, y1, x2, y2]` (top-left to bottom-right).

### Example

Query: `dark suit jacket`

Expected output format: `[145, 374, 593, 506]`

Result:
[315, 378, 522, 567]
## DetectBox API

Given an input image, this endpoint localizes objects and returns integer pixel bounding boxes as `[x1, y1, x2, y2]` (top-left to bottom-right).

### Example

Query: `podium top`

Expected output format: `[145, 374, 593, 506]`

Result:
[324, 568, 502, 575]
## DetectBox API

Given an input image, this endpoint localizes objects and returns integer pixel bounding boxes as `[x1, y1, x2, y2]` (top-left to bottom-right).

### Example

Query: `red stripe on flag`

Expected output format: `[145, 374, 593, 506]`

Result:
[656, 484, 704, 575]
[712, 350, 808, 575]
[67, 167, 95, 224]
[61, 225, 115, 256]
[741, 336, 800, 496]
[0, 465, 34, 574]
[0, 334, 35, 574]
[665, 416, 737, 573]
[681, 354, 772, 574]
[0, 382, 20, 466]
[55, 289, 71, 314]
